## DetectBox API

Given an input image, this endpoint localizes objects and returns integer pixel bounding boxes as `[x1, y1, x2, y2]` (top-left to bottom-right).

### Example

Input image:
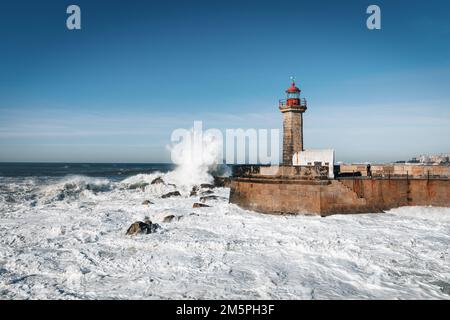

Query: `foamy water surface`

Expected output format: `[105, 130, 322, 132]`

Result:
[1, 170, 450, 299]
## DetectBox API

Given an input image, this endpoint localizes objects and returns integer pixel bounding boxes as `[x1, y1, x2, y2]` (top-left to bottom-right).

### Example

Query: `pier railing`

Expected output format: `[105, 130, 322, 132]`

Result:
[232, 164, 329, 180]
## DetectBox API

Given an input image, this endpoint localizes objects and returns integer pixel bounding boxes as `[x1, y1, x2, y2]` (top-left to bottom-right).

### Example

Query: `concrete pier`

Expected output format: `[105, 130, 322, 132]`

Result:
[229, 165, 450, 216]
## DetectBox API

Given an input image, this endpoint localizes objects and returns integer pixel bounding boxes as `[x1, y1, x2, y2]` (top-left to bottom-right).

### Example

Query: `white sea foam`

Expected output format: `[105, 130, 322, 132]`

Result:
[0, 174, 450, 299]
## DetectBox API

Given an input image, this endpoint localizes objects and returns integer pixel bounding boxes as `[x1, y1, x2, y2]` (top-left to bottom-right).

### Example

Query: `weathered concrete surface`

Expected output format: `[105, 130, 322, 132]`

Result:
[229, 176, 450, 216]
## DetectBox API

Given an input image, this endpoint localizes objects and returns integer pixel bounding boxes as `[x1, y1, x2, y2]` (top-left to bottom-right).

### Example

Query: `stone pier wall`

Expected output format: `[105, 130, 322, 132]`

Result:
[229, 177, 325, 214]
[229, 174, 450, 216]
[337, 178, 450, 213]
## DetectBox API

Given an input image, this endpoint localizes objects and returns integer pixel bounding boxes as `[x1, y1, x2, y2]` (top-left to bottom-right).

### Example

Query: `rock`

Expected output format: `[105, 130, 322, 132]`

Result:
[161, 191, 181, 198]
[143, 216, 152, 224]
[163, 214, 183, 222]
[189, 186, 199, 197]
[150, 223, 161, 232]
[200, 195, 219, 202]
[213, 176, 231, 188]
[126, 220, 160, 235]
[200, 183, 215, 189]
[163, 215, 176, 222]
[129, 182, 149, 190]
[193, 203, 210, 208]
[168, 183, 177, 188]
[151, 177, 165, 185]
[201, 190, 214, 195]
[142, 200, 154, 205]
[126, 222, 142, 235]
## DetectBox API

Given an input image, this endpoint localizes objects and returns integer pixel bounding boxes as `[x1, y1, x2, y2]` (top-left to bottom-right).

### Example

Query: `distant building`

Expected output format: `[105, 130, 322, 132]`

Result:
[408, 154, 450, 164]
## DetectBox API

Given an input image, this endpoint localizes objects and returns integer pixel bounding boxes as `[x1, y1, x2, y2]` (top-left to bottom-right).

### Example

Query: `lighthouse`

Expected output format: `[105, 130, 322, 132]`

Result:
[279, 78, 307, 165]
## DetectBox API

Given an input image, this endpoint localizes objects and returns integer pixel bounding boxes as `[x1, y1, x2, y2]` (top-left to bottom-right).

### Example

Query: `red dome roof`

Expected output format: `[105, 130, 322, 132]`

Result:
[286, 81, 300, 93]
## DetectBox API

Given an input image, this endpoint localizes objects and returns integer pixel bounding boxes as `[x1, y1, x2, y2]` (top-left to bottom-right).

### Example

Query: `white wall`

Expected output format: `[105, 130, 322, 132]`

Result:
[292, 149, 335, 178]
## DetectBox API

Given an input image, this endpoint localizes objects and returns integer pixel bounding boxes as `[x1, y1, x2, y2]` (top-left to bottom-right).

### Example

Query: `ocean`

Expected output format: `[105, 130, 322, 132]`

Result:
[0, 162, 450, 299]
[0, 162, 175, 179]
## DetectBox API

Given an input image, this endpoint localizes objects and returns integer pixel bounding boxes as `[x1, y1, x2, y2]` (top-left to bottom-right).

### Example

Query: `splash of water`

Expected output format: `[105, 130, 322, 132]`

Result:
[168, 127, 222, 187]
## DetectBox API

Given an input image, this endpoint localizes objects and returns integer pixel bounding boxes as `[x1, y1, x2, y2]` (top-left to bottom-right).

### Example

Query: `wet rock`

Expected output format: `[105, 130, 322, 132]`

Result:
[142, 200, 154, 205]
[150, 223, 161, 233]
[190, 186, 199, 197]
[129, 182, 149, 190]
[151, 177, 165, 185]
[143, 216, 151, 224]
[213, 176, 231, 188]
[161, 191, 181, 198]
[126, 220, 160, 235]
[200, 195, 219, 202]
[200, 183, 215, 189]
[163, 214, 183, 222]
[126, 222, 143, 235]
[433, 280, 450, 295]
[163, 215, 176, 222]
[193, 203, 210, 208]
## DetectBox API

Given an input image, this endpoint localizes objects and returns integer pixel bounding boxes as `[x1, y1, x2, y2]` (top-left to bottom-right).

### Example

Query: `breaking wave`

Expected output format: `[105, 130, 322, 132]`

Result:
[39, 175, 113, 203]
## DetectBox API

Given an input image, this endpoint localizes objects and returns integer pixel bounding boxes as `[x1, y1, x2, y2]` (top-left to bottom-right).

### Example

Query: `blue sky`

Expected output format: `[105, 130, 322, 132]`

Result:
[0, 0, 449, 163]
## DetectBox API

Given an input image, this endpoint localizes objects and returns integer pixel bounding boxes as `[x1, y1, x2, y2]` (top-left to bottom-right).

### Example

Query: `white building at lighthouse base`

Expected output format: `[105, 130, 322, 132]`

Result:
[292, 149, 335, 179]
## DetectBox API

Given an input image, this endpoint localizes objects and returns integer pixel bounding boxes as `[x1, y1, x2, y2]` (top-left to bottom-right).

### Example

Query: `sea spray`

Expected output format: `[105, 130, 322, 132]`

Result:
[168, 124, 222, 188]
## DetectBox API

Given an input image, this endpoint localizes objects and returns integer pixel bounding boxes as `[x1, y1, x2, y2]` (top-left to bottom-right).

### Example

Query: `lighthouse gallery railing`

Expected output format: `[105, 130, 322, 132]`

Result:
[279, 98, 307, 108]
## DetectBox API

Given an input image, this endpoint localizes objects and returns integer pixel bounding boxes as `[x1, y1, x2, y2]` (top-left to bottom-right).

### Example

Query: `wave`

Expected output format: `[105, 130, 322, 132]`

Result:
[1, 170, 215, 209]
[38, 175, 113, 203]
[0, 178, 39, 208]
[1, 131, 224, 206]
[119, 172, 181, 196]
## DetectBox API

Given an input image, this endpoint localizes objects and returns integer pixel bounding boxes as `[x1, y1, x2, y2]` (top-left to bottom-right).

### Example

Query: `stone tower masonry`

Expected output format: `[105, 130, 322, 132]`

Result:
[279, 79, 307, 165]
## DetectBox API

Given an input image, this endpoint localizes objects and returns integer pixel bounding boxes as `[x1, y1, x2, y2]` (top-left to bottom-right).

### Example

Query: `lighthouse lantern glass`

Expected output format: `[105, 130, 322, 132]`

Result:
[287, 92, 300, 99]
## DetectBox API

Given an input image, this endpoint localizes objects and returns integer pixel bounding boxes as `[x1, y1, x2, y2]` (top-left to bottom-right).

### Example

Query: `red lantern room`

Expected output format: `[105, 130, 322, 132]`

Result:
[285, 81, 301, 106]
[279, 77, 307, 109]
